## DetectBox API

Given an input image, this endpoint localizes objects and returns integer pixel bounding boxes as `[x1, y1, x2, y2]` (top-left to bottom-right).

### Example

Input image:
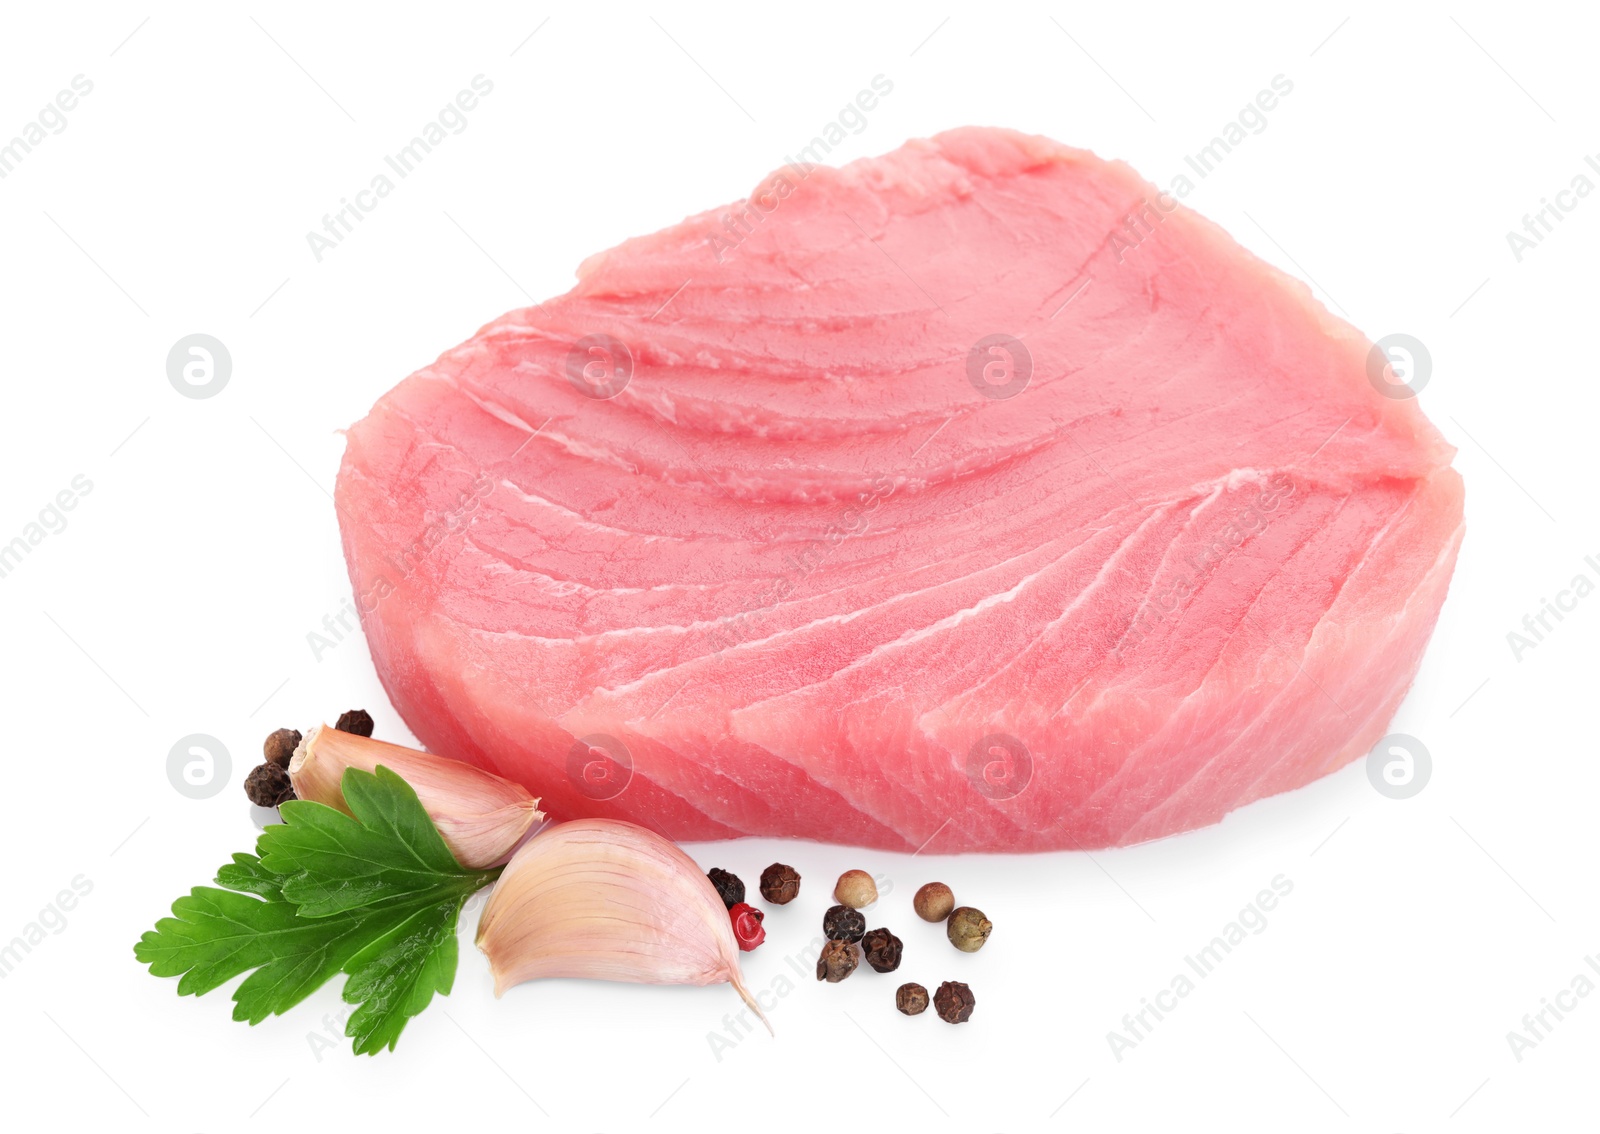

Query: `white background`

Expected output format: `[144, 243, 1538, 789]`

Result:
[1, 2, 1595, 1130]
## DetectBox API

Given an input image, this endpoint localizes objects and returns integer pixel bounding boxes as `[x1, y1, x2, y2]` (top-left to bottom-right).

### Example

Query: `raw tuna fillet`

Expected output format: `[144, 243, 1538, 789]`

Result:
[336, 127, 1463, 852]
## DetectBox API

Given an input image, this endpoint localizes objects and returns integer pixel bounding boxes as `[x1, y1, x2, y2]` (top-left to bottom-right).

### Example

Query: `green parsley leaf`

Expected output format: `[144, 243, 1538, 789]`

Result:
[134, 766, 499, 1055]
[260, 760, 471, 917]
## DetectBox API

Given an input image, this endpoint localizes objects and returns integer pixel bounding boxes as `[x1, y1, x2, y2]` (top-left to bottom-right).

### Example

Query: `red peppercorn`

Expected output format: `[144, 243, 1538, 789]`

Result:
[730, 902, 765, 951]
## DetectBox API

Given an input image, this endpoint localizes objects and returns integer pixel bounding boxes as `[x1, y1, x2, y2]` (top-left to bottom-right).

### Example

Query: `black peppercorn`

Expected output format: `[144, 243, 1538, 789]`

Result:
[706, 868, 745, 909]
[335, 709, 374, 737]
[933, 980, 976, 1023]
[244, 762, 295, 808]
[262, 728, 302, 769]
[896, 982, 929, 1015]
[759, 862, 801, 905]
[822, 904, 865, 943]
[816, 939, 860, 982]
[862, 927, 903, 973]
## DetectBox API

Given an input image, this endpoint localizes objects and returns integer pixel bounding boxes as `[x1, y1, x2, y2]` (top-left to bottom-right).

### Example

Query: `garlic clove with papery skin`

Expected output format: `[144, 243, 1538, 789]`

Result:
[475, 818, 770, 1032]
[289, 724, 542, 869]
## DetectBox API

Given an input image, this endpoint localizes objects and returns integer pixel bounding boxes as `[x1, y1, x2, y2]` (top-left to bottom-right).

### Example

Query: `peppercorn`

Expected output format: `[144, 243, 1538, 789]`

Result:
[706, 868, 745, 909]
[759, 862, 801, 905]
[335, 709, 374, 737]
[822, 904, 866, 943]
[244, 762, 295, 808]
[895, 982, 929, 1015]
[947, 906, 992, 952]
[816, 939, 860, 982]
[862, 927, 903, 973]
[729, 903, 765, 951]
[833, 869, 878, 909]
[933, 980, 975, 1023]
[913, 881, 955, 922]
[262, 727, 302, 769]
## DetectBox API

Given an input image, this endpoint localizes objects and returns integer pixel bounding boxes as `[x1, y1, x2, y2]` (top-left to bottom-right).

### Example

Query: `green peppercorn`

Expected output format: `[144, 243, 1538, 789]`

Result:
[947, 906, 992, 952]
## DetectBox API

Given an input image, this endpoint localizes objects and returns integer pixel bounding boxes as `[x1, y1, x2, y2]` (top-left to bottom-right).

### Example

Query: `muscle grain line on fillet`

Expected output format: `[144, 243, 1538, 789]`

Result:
[1062, 491, 1353, 827]
[1116, 487, 1411, 831]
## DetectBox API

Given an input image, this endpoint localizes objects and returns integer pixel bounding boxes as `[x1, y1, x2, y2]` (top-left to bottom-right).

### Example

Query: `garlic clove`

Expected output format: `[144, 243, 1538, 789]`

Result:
[476, 819, 770, 1032]
[289, 724, 542, 869]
